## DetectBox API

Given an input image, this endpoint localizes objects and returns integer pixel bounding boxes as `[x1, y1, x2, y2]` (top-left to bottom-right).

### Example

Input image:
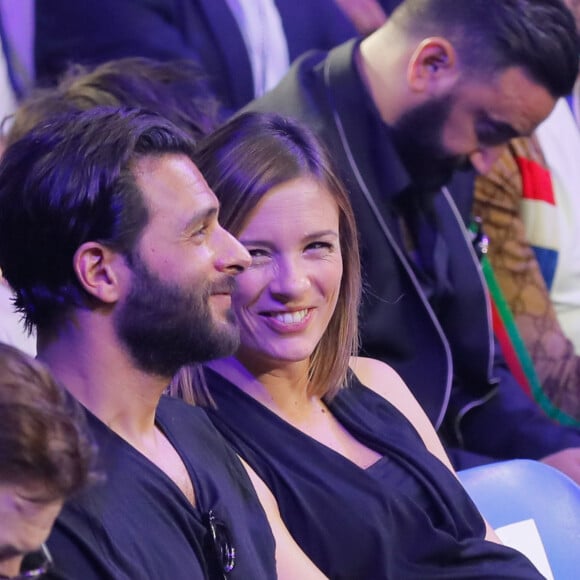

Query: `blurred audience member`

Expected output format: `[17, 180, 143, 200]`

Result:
[0, 36, 17, 133]
[333, 0, 410, 35]
[473, 123, 580, 426]
[8, 57, 221, 145]
[0, 275, 35, 355]
[0, 4, 33, 349]
[34, 0, 357, 113]
[0, 13, 17, 155]
[0, 0, 35, 154]
[0, 342, 95, 579]
[332, 0, 387, 35]
[472, 0, 580, 424]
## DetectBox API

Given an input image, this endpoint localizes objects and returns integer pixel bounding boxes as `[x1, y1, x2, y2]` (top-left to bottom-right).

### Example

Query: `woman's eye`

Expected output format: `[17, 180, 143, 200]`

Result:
[306, 241, 332, 252]
[247, 248, 272, 264]
[248, 248, 268, 258]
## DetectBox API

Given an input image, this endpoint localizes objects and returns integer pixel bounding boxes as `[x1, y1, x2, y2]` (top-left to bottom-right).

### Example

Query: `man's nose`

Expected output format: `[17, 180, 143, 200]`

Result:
[215, 227, 251, 274]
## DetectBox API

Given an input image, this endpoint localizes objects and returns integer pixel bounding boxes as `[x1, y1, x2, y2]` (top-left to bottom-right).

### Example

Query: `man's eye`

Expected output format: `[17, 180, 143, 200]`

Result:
[192, 225, 209, 237]
[476, 121, 516, 147]
[477, 131, 505, 147]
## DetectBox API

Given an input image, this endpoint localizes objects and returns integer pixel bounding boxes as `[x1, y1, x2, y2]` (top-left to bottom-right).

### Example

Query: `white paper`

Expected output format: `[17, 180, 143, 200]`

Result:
[495, 519, 553, 580]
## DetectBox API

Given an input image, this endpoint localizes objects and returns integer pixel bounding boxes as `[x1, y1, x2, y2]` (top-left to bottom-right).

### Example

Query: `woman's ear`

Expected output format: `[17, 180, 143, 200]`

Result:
[73, 242, 125, 304]
[407, 37, 458, 94]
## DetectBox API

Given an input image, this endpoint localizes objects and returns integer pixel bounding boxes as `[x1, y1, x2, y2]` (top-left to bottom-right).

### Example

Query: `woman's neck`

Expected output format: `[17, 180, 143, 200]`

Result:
[206, 356, 319, 421]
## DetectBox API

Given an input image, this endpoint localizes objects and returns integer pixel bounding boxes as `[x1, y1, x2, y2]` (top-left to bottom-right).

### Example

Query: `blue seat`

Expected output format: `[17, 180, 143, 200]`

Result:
[458, 459, 580, 579]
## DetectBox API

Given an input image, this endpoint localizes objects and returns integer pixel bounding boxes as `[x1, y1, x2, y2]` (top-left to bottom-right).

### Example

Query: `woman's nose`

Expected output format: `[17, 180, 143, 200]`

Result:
[269, 258, 311, 299]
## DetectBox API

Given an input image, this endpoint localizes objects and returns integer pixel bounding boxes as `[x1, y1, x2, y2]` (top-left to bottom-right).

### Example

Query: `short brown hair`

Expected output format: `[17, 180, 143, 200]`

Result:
[0, 342, 97, 499]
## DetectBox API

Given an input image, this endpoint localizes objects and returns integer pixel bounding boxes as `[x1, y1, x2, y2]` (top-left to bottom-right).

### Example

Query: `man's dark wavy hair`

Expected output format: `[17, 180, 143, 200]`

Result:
[390, 0, 579, 97]
[0, 107, 196, 333]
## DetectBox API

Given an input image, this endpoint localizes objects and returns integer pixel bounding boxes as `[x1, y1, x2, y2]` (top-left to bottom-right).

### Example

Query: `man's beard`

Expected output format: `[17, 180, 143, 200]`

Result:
[114, 252, 239, 377]
[391, 94, 472, 192]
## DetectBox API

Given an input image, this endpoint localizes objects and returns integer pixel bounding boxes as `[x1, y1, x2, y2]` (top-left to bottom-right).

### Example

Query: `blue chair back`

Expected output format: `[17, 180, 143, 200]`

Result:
[458, 459, 580, 579]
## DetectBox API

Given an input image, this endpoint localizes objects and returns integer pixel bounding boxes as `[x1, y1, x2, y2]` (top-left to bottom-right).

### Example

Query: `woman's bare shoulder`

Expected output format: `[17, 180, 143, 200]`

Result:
[349, 355, 410, 402]
[349, 356, 455, 472]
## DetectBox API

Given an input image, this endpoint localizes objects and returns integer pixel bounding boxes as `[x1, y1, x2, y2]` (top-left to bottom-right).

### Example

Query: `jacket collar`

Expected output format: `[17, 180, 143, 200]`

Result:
[324, 39, 412, 205]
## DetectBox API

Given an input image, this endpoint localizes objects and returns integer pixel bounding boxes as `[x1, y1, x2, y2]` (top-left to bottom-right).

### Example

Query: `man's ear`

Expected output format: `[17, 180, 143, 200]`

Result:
[407, 37, 458, 94]
[73, 242, 125, 304]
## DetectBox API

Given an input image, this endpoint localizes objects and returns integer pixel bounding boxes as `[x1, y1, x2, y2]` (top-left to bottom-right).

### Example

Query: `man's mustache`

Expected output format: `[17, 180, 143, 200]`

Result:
[209, 277, 237, 295]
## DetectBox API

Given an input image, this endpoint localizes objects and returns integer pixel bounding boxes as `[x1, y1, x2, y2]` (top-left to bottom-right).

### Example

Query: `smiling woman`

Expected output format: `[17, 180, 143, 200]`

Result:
[191, 112, 360, 400]
[170, 112, 543, 578]
[236, 174, 342, 353]
[228, 175, 344, 383]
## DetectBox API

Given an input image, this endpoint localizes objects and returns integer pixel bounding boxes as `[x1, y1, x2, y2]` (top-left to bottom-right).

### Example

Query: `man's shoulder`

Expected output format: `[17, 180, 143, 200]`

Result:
[244, 38, 360, 119]
[157, 394, 219, 435]
[244, 49, 330, 119]
[48, 401, 208, 577]
[157, 396, 248, 473]
[243, 43, 367, 172]
[157, 393, 208, 417]
[49, 491, 208, 580]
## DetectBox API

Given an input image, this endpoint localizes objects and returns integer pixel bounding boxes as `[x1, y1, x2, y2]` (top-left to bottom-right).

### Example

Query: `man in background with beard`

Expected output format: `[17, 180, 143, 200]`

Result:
[0, 107, 323, 579]
[245, 0, 580, 479]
